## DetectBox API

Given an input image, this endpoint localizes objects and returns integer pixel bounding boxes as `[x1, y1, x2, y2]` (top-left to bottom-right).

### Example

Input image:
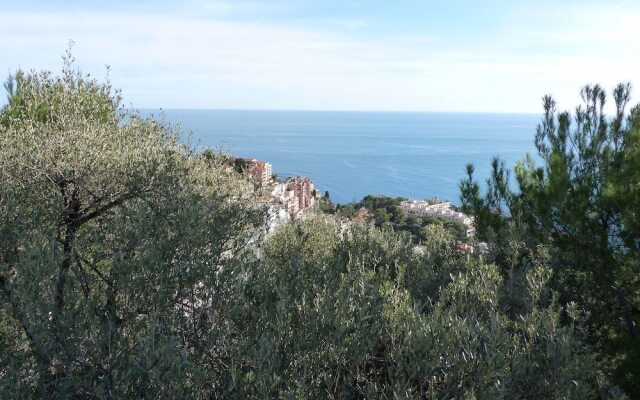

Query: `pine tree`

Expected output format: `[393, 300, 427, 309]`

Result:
[460, 83, 640, 392]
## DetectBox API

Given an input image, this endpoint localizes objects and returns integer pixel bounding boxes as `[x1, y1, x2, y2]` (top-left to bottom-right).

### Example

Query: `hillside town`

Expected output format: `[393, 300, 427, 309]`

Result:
[231, 156, 486, 253]
[229, 157, 319, 229]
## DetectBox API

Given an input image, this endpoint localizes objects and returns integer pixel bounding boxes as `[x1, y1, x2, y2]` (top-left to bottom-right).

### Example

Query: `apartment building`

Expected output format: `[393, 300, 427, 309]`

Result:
[400, 198, 476, 237]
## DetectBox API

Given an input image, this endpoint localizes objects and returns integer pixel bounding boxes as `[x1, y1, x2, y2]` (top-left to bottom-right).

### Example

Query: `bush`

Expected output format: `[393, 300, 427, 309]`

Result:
[231, 219, 623, 399]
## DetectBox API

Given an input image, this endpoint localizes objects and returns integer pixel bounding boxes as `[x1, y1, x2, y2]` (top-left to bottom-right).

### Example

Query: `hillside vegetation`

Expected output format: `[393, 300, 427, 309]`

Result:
[329, 195, 470, 243]
[461, 84, 640, 395]
[0, 56, 636, 398]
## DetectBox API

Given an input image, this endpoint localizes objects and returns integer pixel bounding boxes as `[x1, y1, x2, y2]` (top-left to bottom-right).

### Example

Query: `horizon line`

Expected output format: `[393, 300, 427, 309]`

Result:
[134, 107, 542, 115]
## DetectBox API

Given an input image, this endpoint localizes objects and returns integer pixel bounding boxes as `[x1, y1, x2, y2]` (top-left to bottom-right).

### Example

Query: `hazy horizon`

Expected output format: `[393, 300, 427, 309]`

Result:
[138, 108, 541, 115]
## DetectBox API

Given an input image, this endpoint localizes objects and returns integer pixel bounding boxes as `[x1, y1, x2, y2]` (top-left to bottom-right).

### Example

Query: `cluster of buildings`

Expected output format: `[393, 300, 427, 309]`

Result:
[400, 197, 476, 237]
[270, 176, 317, 219]
[400, 198, 487, 254]
[230, 157, 318, 229]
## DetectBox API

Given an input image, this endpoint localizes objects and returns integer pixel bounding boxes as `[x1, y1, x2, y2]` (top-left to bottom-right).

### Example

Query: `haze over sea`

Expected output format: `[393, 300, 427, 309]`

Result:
[145, 110, 540, 205]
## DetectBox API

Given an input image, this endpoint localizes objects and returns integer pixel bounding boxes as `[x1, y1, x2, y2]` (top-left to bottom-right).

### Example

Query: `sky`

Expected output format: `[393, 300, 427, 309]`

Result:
[0, 0, 639, 112]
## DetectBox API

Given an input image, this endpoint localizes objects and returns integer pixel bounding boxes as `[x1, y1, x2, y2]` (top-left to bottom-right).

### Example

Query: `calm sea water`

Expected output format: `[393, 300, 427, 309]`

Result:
[142, 110, 541, 205]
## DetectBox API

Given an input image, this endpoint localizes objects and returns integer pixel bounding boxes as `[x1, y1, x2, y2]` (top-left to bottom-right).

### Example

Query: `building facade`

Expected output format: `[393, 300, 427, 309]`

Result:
[400, 198, 475, 237]
[245, 158, 272, 187]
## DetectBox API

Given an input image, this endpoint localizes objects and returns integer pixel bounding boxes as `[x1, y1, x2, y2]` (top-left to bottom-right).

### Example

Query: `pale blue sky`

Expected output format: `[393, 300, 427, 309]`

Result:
[1, 0, 638, 112]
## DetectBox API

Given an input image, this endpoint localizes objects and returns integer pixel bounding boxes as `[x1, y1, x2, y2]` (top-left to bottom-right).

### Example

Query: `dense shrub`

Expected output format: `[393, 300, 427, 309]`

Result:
[230, 219, 623, 399]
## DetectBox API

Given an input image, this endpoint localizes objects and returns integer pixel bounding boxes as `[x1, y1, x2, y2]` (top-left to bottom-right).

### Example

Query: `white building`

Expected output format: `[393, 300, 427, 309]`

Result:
[400, 198, 475, 237]
[271, 182, 298, 216]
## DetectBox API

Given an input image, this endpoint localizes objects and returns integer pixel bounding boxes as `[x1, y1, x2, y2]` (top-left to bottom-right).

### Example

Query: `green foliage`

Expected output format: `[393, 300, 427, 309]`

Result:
[336, 204, 356, 218]
[344, 195, 469, 243]
[0, 56, 264, 398]
[233, 157, 249, 173]
[317, 191, 334, 214]
[460, 83, 640, 393]
[0, 56, 627, 398]
[231, 219, 622, 399]
[374, 207, 391, 226]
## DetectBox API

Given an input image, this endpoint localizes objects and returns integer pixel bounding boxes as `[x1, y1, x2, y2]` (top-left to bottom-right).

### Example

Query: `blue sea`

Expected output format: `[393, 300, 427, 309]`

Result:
[142, 110, 541, 205]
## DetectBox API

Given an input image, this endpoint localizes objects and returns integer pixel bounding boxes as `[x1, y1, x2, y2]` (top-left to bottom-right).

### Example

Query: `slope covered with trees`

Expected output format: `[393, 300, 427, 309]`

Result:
[0, 56, 631, 398]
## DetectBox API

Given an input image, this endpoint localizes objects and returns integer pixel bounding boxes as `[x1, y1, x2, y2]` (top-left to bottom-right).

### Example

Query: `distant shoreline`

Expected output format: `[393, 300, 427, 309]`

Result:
[145, 109, 541, 204]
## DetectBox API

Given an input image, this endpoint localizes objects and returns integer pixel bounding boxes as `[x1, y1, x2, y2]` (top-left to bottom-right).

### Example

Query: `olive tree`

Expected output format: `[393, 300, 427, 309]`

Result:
[230, 218, 624, 399]
[0, 52, 265, 398]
